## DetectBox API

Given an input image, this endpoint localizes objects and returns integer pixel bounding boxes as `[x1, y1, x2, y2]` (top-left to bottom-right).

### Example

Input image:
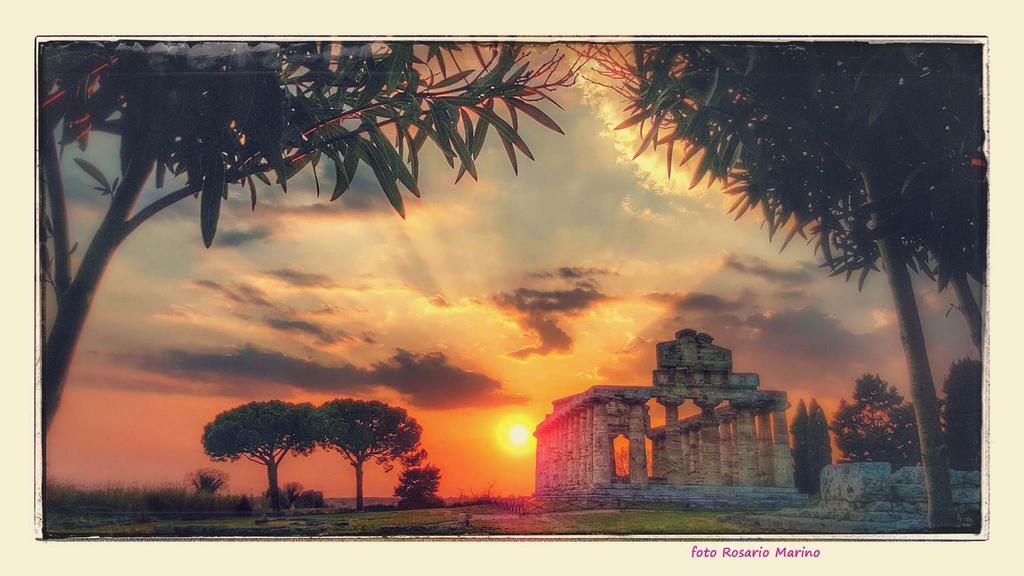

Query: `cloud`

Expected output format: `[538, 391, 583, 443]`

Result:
[492, 285, 609, 358]
[263, 316, 346, 345]
[742, 306, 877, 363]
[530, 266, 616, 280]
[645, 291, 745, 312]
[137, 345, 524, 409]
[721, 253, 815, 286]
[264, 268, 335, 288]
[215, 226, 273, 247]
[192, 280, 277, 309]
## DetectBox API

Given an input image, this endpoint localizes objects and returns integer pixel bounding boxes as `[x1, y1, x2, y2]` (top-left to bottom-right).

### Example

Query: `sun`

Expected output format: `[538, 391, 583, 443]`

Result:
[508, 424, 530, 446]
[495, 414, 536, 455]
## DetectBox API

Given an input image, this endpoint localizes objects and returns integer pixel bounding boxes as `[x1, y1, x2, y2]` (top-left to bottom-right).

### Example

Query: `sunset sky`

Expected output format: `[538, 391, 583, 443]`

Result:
[44, 43, 979, 499]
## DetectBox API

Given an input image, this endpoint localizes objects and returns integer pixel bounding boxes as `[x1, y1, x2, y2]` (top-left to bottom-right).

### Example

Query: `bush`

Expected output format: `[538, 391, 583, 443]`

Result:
[186, 468, 229, 494]
[280, 482, 304, 508]
[292, 490, 325, 509]
[395, 464, 444, 510]
[235, 494, 254, 515]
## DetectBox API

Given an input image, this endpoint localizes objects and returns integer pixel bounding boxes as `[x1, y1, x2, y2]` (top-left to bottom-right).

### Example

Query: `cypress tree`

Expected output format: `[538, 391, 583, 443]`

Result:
[807, 400, 834, 494]
[942, 358, 983, 470]
[790, 399, 811, 493]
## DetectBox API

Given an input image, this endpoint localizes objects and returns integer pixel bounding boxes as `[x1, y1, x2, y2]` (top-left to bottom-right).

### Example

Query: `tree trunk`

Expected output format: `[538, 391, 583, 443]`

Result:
[41, 132, 72, 297]
[354, 461, 364, 512]
[952, 275, 983, 353]
[41, 153, 154, 433]
[42, 224, 122, 433]
[861, 165, 958, 530]
[267, 460, 281, 513]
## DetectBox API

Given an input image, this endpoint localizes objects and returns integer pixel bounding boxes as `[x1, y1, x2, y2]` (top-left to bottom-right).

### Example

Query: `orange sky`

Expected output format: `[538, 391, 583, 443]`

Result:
[44, 43, 979, 499]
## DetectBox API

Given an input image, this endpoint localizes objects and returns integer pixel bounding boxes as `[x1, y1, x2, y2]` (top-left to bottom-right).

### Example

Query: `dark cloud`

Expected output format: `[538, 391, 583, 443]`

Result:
[368, 349, 526, 409]
[216, 226, 273, 247]
[264, 268, 335, 288]
[645, 291, 745, 312]
[493, 285, 609, 358]
[193, 280, 277, 309]
[137, 345, 524, 409]
[263, 316, 346, 345]
[743, 306, 876, 363]
[530, 266, 616, 280]
[722, 253, 815, 286]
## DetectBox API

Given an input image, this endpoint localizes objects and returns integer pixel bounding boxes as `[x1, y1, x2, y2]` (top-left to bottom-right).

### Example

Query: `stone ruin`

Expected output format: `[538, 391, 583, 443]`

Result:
[736, 462, 983, 533]
[533, 329, 806, 508]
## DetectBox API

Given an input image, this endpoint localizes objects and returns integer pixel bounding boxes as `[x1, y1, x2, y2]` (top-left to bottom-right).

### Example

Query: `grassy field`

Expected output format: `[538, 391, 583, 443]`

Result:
[45, 505, 759, 538]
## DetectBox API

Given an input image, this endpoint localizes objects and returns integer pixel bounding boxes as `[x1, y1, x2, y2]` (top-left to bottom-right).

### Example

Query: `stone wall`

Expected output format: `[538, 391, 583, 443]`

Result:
[736, 462, 982, 533]
[819, 463, 981, 517]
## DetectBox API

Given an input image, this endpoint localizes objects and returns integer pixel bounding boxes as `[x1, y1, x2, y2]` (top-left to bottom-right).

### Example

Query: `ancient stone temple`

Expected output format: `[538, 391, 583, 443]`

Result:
[533, 329, 804, 507]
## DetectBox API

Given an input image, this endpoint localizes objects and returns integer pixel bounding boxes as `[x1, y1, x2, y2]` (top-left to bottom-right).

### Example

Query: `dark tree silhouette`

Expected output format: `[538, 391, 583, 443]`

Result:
[790, 400, 811, 493]
[942, 358, 983, 470]
[186, 468, 229, 495]
[831, 375, 920, 469]
[791, 399, 833, 494]
[805, 399, 834, 494]
[394, 464, 444, 510]
[590, 42, 984, 527]
[201, 400, 320, 512]
[278, 482, 305, 509]
[319, 399, 425, 511]
[293, 489, 326, 509]
[38, 41, 577, 433]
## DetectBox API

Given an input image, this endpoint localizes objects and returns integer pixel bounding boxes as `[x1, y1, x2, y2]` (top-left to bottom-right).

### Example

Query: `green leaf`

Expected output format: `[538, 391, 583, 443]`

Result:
[74, 158, 111, 194]
[496, 132, 518, 175]
[365, 121, 420, 197]
[357, 139, 405, 218]
[247, 176, 257, 211]
[430, 69, 476, 90]
[506, 100, 564, 134]
[200, 166, 225, 248]
[469, 104, 534, 160]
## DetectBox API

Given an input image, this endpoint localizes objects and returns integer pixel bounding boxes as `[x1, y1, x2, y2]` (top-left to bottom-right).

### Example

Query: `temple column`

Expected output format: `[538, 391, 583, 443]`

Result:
[679, 428, 690, 484]
[735, 406, 758, 486]
[772, 397, 795, 488]
[756, 409, 776, 486]
[591, 401, 612, 487]
[697, 401, 722, 485]
[720, 414, 737, 485]
[534, 427, 545, 492]
[651, 435, 664, 478]
[659, 400, 683, 484]
[687, 423, 701, 483]
[628, 402, 648, 485]
[579, 405, 592, 489]
[569, 409, 577, 485]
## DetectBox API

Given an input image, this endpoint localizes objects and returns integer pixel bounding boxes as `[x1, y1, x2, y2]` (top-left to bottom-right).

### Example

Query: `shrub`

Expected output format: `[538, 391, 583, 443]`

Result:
[235, 494, 254, 515]
[281, 482, 304, 508]
[292, 490, 325, 509]
[186, 468, 229, 494]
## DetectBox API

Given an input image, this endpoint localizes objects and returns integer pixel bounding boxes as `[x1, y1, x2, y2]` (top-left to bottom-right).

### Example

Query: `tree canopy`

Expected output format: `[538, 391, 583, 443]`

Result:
[319, 398, 425, 510]
[830, 374, 920, 469]
[201, 400, 320, 511]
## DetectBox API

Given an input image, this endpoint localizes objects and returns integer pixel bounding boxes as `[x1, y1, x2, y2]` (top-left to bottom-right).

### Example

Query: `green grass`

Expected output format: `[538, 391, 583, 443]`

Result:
[45, 505, 756, 538]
